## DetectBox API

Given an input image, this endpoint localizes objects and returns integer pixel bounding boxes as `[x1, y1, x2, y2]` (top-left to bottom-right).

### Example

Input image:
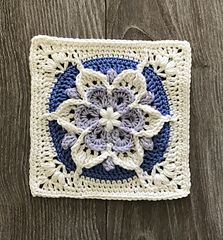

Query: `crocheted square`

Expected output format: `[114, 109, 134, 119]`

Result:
[29, 36, 191, 200]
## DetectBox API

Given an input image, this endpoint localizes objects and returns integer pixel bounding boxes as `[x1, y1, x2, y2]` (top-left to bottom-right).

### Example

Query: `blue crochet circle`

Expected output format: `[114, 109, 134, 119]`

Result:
[49, 57, 170, 181]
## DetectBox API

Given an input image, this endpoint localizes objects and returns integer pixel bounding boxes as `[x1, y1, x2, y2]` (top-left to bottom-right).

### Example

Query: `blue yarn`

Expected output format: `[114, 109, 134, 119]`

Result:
[48, 57, 170, 180]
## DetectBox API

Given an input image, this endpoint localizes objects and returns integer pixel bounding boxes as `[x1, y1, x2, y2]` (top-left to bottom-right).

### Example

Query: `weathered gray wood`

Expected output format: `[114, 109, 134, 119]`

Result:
[106, 0, 223, 239]
[0, 0, 106, 239]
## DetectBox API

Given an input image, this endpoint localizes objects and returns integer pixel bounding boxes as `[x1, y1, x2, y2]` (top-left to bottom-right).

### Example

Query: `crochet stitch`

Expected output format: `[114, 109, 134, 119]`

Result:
[29, 36, 191, 200]
[48, 58, 170, 181]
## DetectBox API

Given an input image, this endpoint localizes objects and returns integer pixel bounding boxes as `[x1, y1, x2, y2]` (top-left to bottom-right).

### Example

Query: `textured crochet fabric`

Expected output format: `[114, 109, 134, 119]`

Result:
[29, 36, 191, 200]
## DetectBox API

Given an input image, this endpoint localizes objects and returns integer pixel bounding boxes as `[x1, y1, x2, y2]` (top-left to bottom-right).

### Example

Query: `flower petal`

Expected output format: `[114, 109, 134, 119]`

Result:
[107, 69, 118, 84]
[76, 68, 109, 101]
[61, 133, 77, 150]
[111, 87, 135, 112]
[71, 142, 109, 169]
[134, 104, 171, 138]
[102, 157, 115, 171]
[85, 125, 108, 151]
[65, 88, 81, 99]
[111, 69, 147, 102]
[120, 108, 144, 132]
[46, 99, 90, 133]
[109, 137, 144, 170]
[109, 128, 134, 152]
[75, 105, 100, 129]
[86, 86, 110, 109]
[139, 137, 154, 150]
[139, 91, 154, 105]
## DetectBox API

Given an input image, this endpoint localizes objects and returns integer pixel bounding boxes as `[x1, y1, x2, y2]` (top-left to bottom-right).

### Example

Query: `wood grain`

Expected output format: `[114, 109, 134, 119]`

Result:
[1, 0, 223, 239]
[0, 0, 106, 240]
[106, 0, 223, 239]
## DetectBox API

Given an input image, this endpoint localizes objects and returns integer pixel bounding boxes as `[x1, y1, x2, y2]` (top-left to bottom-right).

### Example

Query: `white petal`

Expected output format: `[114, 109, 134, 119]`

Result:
[76, 69, 109, 100]
[106, 121, 114, 132]
[113, 111, 121, 119]
[57, 118, 83, 134]
[110, 137, 144, 170]
[134, 104, 171, 138]
[112, 119, 121, 127]
[99, 118, 107, 126]
[100, 109, 107, 117]
[71, 143, 109, 169]
[111, 70, 147, 100]
[46, 99, 89, 134]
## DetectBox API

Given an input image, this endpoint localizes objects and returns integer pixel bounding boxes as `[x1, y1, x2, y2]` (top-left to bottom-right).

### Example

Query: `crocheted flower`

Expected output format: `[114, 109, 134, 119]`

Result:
[47, 63, 171, 180]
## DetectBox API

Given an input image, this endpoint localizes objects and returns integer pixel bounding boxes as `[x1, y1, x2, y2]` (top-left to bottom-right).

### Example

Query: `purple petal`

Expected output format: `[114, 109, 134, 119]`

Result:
[111, 87, 135, 112]
[120, 108, 144, 132]
[75, 105, 99, 129]
[65, 88, 80, 99]
[107, 69, 117, 84]
[86, 86, 110, 109]
[140, 137, 154, 150]
[109, 128, 134, 152]
[102, 157, 115, 171]
[85, 125, 108, 151]
[61, 133, 77, 150]
[139, 92, 154, 105]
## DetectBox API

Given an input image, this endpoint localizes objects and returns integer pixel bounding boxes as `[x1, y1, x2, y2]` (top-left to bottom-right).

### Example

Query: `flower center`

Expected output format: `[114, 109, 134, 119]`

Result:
[99, 107, 121, 132]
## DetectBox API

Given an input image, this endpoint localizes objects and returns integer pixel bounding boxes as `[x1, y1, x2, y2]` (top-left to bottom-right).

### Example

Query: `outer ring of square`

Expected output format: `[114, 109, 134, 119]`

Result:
[29, 35, 191, 201]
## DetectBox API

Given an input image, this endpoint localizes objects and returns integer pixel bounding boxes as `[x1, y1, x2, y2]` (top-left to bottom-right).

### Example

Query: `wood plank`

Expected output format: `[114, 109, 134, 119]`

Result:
[0, 0, 106, 239]
[106, 0, 223, 239]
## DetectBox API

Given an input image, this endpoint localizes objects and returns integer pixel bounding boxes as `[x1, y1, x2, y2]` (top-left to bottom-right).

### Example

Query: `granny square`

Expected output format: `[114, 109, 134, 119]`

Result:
[29, 36, 191, 200]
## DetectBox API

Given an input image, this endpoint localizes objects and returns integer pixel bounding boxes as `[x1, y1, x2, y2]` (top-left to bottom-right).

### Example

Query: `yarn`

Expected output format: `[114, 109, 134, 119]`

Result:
[29, 36, 191, 200]
[48, 57, 170, 180]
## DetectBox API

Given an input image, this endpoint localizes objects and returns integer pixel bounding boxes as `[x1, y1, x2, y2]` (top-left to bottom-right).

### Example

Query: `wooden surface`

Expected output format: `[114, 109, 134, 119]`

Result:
[0, 0, 222, 239]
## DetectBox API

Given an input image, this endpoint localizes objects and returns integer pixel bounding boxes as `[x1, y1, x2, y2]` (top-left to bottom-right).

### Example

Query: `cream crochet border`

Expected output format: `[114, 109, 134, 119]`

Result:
[29, 35, 191, 201]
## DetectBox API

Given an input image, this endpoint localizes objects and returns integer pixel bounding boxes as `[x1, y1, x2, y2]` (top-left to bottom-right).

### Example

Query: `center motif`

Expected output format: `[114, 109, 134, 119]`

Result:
[99, 107, 121, 132]
[47, 57, 172, 183]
